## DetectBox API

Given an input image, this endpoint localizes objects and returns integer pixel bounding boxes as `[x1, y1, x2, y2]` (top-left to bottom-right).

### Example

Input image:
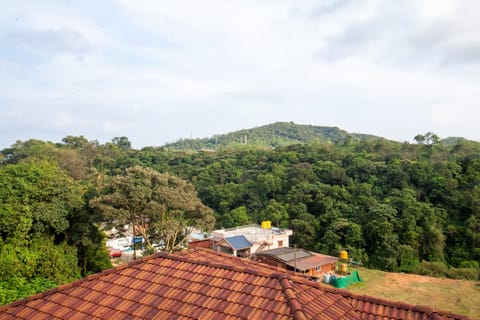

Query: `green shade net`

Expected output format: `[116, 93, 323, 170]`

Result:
[329, 271, 362, 288]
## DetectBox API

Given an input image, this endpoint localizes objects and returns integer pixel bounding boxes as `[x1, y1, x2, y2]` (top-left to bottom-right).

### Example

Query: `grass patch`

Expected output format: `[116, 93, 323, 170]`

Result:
[345, 267, 480, 319]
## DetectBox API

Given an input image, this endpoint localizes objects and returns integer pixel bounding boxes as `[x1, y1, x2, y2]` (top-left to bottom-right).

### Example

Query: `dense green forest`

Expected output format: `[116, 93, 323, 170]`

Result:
[1, 124, 480, 303]
[164, 121, 381, 149]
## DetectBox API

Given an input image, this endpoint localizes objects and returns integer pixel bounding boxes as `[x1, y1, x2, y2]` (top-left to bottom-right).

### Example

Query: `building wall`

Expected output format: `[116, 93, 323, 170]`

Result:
[308, 263, 336, 277]
[212, 225, 293, 256]
[106, 237, 131, 249]
[323, 263, 336, 273]
[251, 234, 290, 254]
[188, 239, 213, 249]
[272, 235, 290, 249]
[255, 256, 287, 270]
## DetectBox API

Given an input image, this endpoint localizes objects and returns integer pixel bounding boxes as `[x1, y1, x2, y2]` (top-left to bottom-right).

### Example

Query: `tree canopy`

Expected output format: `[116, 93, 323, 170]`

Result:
[1, 129, 480, 305]
[0, 160, 85, 304]
[90, 165, 215, 255]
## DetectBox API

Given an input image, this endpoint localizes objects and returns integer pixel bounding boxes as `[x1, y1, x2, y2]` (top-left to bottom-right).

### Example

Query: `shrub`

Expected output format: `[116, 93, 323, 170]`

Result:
[447, 268, 479, 281]
[458, 260, 479, 269]
[413, 260, 479, 280]
[414, 261, 449, 278]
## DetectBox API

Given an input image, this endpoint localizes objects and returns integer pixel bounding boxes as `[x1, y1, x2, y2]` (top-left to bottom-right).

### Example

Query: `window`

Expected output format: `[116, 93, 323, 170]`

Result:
[277, 240, 283, 247]
[315, 266, 321, 272]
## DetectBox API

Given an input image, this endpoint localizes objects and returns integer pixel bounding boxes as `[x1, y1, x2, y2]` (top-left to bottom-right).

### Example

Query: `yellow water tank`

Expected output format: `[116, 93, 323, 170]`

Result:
[261, 220, 271, 229]
[340, 250, 348, 260]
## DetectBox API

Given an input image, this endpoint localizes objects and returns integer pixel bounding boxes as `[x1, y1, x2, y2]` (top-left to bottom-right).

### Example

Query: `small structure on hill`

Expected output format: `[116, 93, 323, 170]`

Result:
[214, 235, 252, 257]
[255, 247, 338, 278]
[212, 223, 292, 257]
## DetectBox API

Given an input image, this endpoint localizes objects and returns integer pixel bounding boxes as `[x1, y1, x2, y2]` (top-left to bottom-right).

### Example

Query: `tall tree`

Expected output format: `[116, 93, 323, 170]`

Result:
[0, 160, 85, 303]
[111, 136, 132, 150]
[90, 166, 215, 256]
[364, 204, 401, 271]
[263, 199, 289, 228]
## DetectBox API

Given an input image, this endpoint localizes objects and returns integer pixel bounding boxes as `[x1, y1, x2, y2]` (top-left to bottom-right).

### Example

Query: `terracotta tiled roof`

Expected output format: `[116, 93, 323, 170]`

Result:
[257, 247, 339, 271]
[0, 248, 471, 320]
[284, 253, 339, 272]
[258, 247, 313, 262]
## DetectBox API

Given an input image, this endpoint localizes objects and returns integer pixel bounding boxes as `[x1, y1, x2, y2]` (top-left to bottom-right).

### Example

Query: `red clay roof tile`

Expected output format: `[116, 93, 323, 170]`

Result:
[0, 248, 472, 320]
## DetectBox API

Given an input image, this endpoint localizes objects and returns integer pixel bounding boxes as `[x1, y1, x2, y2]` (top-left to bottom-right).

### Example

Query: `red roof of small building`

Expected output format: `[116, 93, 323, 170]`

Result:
[285, 253, 339, 272]
[0, 248, 470, 320]
[256, 247, 339, 272]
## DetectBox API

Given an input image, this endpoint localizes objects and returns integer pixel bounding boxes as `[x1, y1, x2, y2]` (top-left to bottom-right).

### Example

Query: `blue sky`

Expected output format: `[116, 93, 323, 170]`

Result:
[1, 0, 480, 149]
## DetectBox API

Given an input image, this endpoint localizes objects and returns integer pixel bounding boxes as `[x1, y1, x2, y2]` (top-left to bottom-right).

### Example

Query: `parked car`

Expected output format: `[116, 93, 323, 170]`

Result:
[108, 247, 122, 258]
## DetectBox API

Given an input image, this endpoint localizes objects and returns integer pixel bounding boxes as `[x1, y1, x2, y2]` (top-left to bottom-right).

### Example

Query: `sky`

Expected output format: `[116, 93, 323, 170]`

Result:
[1, 0, 480, 149]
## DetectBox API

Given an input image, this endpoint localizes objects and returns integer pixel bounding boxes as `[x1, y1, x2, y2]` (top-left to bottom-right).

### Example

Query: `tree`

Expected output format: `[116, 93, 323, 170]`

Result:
[425, 132, 440, 145]
[414, 134, 426, 144]
[111, 136, 132, 150]
[61, 135, 90, 149]
[263, 199, 289, 228]
[90, 166, 215, 256]
[1, 139, 59, 164]
[0, 160, 84, 238]
[0, 160, 85, 303]
[321, 218, 363, 256]
[414, 132, 440, 145]
[67, 188, 112, 276]
[222, 206, 251, 228]
[289, 213, 318, 250]
[60, 135, 98, 174]
[364, 204, 401, 270]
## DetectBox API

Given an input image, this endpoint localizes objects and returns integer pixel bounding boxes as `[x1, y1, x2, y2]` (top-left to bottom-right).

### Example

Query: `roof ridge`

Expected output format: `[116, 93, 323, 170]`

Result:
[275, 274, 308, 320]
[141, 250, 310, 318]
[197, 247, 317, 282]
[189, 248, 312, 278]
[156, 248, 293, 280]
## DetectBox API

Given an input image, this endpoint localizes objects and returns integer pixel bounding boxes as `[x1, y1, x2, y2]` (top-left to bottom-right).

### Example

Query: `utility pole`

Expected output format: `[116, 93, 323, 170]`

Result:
[294, 244, 297, 273]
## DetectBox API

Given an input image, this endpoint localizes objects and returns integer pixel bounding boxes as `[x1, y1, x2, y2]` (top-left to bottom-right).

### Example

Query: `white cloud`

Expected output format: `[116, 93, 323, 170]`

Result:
[1, 0, 480, 149]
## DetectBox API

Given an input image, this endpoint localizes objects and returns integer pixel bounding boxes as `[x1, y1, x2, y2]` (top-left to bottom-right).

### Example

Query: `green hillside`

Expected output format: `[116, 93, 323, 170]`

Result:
[163, 122, 383, 150]
[2, 127, 480, 308]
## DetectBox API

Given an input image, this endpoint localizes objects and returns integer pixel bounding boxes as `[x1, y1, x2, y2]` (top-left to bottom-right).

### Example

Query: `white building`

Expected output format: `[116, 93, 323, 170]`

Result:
[212, 224, 293, 257]
[106, 237, 131, 250]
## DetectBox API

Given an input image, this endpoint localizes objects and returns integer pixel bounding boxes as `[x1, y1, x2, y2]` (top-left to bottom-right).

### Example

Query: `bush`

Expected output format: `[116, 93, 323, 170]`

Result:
[414, 260, 449, 278]
[458, 260, 479, 269]
[413, 260, 479, 280]
[448, 268, 479, 280]
[0, 277, 57, 305]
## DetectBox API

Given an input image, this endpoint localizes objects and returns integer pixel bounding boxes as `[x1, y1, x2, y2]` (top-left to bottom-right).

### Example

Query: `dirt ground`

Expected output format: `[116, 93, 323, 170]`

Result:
[346, 268, 480, 319]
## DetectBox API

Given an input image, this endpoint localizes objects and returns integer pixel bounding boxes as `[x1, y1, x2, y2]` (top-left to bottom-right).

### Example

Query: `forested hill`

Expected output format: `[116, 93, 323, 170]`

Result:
[2, 131, 480, 305]
[163, 122, 382, 150]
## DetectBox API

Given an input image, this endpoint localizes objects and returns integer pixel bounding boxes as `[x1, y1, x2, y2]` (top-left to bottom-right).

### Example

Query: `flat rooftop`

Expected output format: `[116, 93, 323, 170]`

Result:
[212, 224, 292, 244]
